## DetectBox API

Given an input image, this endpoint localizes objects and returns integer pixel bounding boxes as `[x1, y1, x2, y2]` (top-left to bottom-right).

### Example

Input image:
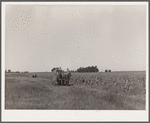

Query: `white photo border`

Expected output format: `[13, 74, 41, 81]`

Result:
[1, 2, 149, 122]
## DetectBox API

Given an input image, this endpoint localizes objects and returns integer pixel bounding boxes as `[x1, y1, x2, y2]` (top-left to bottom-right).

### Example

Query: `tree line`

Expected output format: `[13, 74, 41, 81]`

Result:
[51, 66, 112, 73]
[77, 66, 99, 72]
[5, 69, 28, 73]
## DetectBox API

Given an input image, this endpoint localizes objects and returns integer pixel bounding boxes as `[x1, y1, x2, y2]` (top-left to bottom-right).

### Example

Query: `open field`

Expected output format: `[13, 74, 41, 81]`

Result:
[5, 71, 146, 110]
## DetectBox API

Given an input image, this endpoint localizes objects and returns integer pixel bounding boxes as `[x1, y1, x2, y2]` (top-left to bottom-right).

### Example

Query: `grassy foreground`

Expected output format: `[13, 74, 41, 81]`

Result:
[5, 72, 146, 110]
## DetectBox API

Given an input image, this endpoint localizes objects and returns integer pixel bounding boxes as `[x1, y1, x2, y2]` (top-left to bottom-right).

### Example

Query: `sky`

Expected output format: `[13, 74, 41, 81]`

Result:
[5, 4, 147, 72]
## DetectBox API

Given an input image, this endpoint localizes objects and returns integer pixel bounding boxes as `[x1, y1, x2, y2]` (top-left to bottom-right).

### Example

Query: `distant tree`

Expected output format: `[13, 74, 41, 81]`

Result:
[77, 66, 99, 72]
[67, 68, 69, 72]
[105, 69, 108, 72]
[109, 70, 111, 72]
[15, 71, 20, 73]
[51, 67, 64, 73]
[24, 71, 28, 73]
[69, 70, 75, 72]
[8, 69, 11, 73]
[51, 68, 56, 72]
[51, 67, 59, 72]
[5, 70, 7, 73]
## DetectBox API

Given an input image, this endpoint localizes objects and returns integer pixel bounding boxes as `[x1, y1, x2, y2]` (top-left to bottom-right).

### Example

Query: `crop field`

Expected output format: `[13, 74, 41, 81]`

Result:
[5, 71, 146, 110]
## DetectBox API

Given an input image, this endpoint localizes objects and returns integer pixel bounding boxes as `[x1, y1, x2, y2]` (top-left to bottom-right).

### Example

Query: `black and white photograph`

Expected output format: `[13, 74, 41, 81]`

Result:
[2, 2, 149, 122]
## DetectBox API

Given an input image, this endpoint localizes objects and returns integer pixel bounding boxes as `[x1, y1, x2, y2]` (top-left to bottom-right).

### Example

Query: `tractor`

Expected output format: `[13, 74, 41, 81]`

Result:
[52, 68, 71, 86]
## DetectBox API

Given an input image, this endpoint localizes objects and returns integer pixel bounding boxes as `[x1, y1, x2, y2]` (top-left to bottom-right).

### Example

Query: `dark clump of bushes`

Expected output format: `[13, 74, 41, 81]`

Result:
[105, 69, 111, 72]
[77, 66, 99, 72]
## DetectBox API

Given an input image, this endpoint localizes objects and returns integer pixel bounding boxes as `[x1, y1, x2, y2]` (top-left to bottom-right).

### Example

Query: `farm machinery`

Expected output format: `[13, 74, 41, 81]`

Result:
[52, 71, 71, 86]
